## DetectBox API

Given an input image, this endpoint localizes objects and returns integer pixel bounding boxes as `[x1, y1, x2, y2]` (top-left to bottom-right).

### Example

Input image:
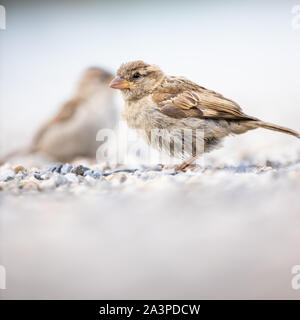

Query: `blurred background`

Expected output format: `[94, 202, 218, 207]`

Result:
[1, 0, 300, 300]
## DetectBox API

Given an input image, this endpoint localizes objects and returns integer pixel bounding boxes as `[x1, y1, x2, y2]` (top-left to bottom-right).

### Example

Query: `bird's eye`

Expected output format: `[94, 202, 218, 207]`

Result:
[133, 72, 141, 79]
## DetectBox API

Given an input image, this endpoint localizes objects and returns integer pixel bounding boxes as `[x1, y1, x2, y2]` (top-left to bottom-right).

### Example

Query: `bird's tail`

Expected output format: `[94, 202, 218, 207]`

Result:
[249, 120, 299, 138]
[231, 120, 300, 139]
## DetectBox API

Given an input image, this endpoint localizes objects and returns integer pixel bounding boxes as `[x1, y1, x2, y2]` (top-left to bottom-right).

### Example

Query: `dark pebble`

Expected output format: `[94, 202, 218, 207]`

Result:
[102, 169, 137, 176]
[4, 176, 14, 182]
[51, 164, 63, 173]
[71, 165, 90, 176]
[41, 164, 63, 175]
[34, 173, 43, 180]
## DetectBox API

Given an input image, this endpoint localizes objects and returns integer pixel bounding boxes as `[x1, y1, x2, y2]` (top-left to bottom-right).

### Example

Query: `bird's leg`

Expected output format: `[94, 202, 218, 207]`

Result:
[175, 155, 200, 172]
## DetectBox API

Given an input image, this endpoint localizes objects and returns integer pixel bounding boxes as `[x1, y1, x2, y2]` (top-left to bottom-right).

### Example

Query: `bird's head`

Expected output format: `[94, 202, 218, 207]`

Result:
[77, 67, 113, 98]
[109, 60, 164, 100]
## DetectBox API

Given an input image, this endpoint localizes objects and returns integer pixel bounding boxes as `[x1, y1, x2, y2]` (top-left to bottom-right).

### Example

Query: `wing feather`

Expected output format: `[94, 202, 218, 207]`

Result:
[152, 77, 257, 121]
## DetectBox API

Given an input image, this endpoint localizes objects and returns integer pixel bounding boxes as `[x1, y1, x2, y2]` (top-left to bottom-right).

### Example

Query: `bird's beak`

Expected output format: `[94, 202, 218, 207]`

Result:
[109, 76, 133, 89]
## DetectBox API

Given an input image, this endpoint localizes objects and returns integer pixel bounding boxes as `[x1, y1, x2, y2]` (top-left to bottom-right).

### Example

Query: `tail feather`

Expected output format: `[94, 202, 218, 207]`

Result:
[253, 121, 299, 138]
[239, 120, 300, 139]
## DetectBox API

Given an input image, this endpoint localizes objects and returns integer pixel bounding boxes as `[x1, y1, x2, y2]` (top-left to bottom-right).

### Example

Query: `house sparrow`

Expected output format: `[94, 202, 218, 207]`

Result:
[32, 67, 117, 162]
[109, 60, 299, 170]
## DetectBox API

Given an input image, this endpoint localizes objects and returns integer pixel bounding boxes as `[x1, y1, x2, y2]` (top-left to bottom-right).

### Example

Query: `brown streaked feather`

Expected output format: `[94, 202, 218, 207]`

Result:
[160, 105, 204, 119]
[152, 77, 257, 121]
[160, 105, 187, 119]
[33, 98, 83, 147]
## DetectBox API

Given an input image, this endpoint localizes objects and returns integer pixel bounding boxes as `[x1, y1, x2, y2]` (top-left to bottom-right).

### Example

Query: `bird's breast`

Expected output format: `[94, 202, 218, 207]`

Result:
[122, 96, 156, 130]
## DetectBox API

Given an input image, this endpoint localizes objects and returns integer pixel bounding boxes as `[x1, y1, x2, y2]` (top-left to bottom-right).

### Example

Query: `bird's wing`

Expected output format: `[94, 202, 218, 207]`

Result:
[152, 77, 257, 121]
[32, 98, 83, 147]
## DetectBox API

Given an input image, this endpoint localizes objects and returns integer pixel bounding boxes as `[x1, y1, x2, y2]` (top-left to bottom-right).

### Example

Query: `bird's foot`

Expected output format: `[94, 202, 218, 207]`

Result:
[175, 162, 197, 172]
[174, 155, 200, 172]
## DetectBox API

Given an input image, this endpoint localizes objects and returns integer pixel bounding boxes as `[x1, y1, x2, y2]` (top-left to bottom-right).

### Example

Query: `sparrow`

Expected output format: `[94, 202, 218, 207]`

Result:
[109, 60, 299, 170]
[32, 67, 117, 162]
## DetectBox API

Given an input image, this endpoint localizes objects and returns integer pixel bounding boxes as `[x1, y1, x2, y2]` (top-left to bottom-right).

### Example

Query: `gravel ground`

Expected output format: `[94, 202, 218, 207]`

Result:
[0, 155, 300, 299]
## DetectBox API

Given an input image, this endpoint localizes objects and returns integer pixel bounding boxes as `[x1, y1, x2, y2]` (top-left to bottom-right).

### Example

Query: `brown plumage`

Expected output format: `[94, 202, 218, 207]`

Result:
[0, 67, 117, 165]
[32, 67, 117, 162]
[110, 60, 299, 170]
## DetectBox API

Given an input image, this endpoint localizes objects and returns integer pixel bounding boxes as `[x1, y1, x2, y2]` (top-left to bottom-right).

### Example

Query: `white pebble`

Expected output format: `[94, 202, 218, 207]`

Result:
[0, 168, 15, 182]
[65, 173, 79, 184]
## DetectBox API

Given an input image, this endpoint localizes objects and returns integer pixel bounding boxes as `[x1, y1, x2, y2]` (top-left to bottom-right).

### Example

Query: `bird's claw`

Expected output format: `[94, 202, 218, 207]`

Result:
[175, 163, 197, 172]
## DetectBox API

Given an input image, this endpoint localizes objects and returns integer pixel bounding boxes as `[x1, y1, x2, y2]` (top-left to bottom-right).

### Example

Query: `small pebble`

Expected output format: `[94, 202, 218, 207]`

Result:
[83, 169, 103, 179]
[53, 173, 68, 186]
[119, 174, 127, 183]
[16, 171, 26, 180]
[34, 173, 43, 180]
[41, 172, 52, 180]
[0, 169, 15, 182]
[14, 165, 26, 174]
[61, 163, 73, 175]
[65, 173, 79, 184]
[52, 164, 63, 173]
[72, 165, 89, 176]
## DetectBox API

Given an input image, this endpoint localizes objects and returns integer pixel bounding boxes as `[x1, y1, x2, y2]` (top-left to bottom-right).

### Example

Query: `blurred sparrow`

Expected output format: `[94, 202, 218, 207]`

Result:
[109, 60, 299, 170]
[32, 67, 117, 162]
